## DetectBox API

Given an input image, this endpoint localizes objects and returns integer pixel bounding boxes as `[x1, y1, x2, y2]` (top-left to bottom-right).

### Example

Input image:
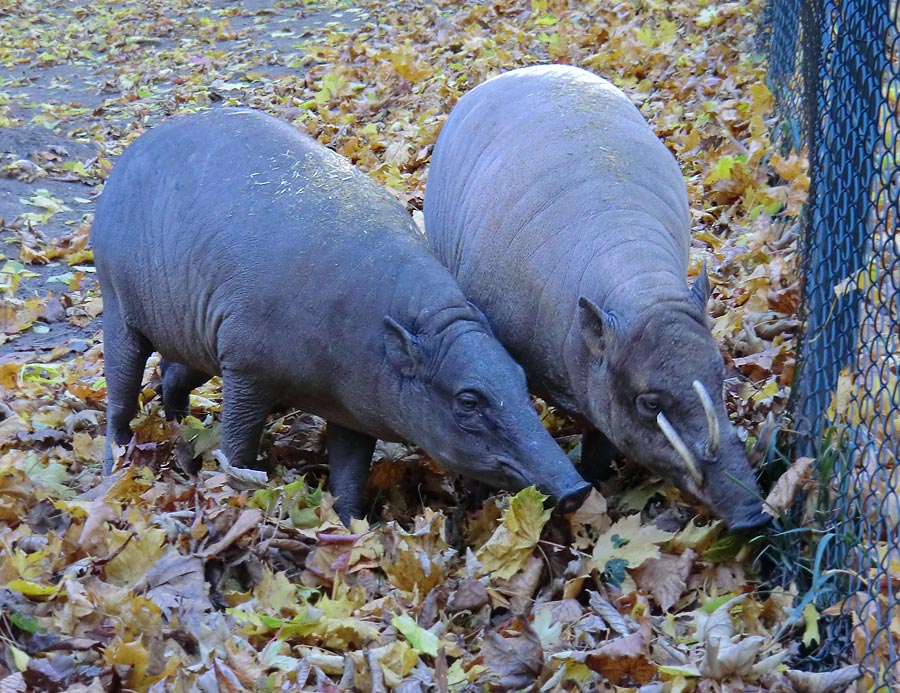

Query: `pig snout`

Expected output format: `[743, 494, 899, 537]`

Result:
[702, 436, 769, 534]
[654, 381, 769, 534]
[556, 479, 593, 513]
[495, 437, 591, 513]
[724, 500, 772, 534]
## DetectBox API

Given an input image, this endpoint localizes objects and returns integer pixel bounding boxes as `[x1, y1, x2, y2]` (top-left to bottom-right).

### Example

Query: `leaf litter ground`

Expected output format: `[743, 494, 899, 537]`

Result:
[0, 0, 857, 691]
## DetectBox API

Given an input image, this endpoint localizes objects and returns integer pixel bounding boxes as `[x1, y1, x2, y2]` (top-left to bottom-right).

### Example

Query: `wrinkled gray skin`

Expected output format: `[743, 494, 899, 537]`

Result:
[424, 65, 768, 532]
[92, 108, 591, 523]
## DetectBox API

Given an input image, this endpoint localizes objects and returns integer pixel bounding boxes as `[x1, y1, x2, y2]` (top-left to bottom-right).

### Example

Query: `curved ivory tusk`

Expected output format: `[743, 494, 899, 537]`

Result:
[692, 379, 720, 456]
[657, 412, 704, 486]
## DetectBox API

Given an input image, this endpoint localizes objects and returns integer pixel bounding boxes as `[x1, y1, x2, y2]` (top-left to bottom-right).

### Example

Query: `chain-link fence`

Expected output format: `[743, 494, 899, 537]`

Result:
[761, 0, 899, 689]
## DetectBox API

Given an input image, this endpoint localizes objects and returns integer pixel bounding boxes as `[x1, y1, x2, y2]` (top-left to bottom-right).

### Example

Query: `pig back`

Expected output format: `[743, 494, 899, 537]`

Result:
[92, 108, 434, 384]
[425, 65, 692, 406]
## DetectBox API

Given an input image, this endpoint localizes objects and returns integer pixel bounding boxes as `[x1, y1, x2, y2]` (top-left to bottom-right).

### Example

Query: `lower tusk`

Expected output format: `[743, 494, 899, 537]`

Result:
[692, 379, 720, 456]
[657, 412, 704, 486]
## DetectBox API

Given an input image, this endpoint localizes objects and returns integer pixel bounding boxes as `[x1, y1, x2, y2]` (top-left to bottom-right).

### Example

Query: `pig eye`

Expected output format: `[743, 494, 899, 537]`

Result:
[635, 393, 662, 418]
[453, 391, 486, 431]
[455, 391, 480, 413]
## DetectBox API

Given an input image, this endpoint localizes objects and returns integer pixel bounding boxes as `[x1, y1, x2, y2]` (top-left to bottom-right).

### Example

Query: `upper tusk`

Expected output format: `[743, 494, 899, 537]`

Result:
[657, 411, 704, 486]
[692, 379, 720, 456]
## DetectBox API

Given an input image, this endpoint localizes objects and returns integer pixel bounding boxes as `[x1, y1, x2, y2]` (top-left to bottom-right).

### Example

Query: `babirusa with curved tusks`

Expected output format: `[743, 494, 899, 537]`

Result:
[692, 380, 720, 457]
[656, 412, 704, 485]
[424, 64, 772, 532]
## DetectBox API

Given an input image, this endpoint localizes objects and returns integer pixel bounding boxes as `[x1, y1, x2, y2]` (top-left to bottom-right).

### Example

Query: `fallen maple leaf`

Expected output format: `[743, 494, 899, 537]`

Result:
[475, 487, 551, 580]
[592, 513, 674, 575]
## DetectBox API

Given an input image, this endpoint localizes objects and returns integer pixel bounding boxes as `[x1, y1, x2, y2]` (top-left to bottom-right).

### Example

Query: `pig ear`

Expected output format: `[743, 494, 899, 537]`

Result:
[384, 316, 424, 378]
[466, 301, 495, 336]
[690, 263, 711, 312]
[578, 296, 617, 357]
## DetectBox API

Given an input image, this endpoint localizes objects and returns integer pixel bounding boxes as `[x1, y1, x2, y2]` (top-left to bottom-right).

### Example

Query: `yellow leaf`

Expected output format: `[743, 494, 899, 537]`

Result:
[694, 230, 724, 250]
[105, 526, 166, 587]
[392, 613, 440, 656]
[592, 514, 674, 571]
[0, 360, 22, 388]
[696, 7, 719, 27]
[802, 603, 820, 647]
[750, 379, 781, 404]
[749, 82, 774, 115]
[356, 641, 419, 689]
[824, 368, 856, 424]
[670, 519, 724, 553]
[705, 155, 742, 184]
[770, 153, 806, 181]
[104, 637, 150, 688]
[11, 644, 29, 671]
[71, 432, 105, 464]
[7, 578, 63, 599]
[681, 127, 701, 152]
[388, 41, 431, 82]
[475, 487, 551, 579]
[7, 544, 46, 580]
[254, 569, 298, 613]
[833, 258, 878, 297]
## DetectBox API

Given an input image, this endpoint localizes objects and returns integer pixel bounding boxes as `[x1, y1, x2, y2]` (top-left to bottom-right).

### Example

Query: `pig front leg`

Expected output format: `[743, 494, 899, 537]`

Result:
[160, 359, 212, 420]
[326, 422, 376, 524]
[580, 428, 621, 484]
[218, 372, 274, 472]
[102, 296, 153, 475]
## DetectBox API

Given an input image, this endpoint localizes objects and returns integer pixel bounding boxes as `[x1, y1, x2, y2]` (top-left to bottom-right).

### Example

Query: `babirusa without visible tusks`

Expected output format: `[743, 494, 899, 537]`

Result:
[692, 379, 720, 456]
[657, 412, 704, 486]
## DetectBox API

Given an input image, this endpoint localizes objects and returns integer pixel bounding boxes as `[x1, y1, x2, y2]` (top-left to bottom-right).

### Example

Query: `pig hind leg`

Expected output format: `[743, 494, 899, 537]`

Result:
[102, 297, 153, 474]
[160, 359, 212, 420]
[219, 371, 274, 472]
[326, 422, 376, 524]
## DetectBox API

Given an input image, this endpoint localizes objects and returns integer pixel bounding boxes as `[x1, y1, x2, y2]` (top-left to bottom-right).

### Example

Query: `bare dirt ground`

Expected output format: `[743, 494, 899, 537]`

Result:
[1, 0, 364, 358]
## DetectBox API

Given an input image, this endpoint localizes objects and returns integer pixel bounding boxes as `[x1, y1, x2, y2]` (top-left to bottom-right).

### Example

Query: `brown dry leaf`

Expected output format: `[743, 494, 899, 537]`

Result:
[588, 590, 630, 637]
[784, 664, 862, 692]
[700, 634, 765, 679]
[139, 546, 211, 617]
[201, 508, 264, 556]
[585, 632, 655, 686]
[0, 409, 29, 447]
[568, 488, 610, 530]
[447, 577, 489, 612]
[763, 456, 815, 516]
[493, 553, 545, 614]
[0, 673, 27, 693]
[632, 548, 697, 612]
[77, 499, 119, 557]
[480, 619, 543, 690]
